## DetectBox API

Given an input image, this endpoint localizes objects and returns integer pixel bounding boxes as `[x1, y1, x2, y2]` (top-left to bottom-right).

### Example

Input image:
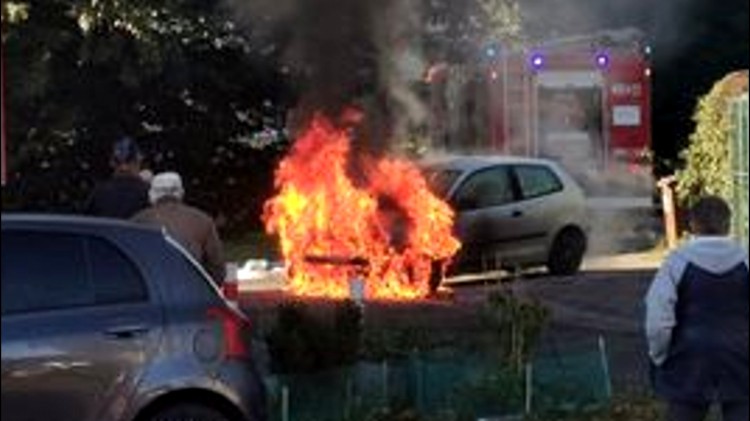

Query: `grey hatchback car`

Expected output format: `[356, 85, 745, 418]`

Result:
[423, 155, 589, 282]
[1, 214, 266, 421]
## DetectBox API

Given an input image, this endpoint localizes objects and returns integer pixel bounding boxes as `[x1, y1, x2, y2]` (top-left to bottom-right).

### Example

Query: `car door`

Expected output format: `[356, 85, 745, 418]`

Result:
[510, 164, 567, 264]
[1, 228, 160, 421]
[450, 165, 530, 270]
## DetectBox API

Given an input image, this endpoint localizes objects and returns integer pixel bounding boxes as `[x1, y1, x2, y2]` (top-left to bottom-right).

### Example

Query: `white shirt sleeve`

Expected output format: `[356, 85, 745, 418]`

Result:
[645, 253, 687, 366]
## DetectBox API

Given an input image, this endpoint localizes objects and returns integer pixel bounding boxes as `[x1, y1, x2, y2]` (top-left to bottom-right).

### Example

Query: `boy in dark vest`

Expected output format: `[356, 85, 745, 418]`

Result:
[646, 196, 748, 421]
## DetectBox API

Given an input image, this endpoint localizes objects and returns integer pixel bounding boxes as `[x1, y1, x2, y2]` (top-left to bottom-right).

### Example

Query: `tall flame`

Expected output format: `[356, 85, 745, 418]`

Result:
[263, 114, 460, 300]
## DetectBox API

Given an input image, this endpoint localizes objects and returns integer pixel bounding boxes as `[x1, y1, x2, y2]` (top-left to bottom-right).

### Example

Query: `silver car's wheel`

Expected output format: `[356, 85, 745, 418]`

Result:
[150, 404, 231, 421]
[547, 227, 586, 276]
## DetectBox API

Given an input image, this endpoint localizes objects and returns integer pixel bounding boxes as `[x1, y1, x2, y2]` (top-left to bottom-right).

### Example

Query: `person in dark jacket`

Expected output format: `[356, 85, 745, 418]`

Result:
[85, 137, 149, 218]
[132, 172, 226, 286]
[645, 196, 749, 421]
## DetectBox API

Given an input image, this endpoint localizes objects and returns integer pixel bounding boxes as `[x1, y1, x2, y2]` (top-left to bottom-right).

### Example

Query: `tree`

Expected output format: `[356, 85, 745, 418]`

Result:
[651, 0, 749, 175]
[675, 71, 748, 206]
[476, 0, 524, 46]
[2, 0, 293, 231]
[422, 0, 523, 63]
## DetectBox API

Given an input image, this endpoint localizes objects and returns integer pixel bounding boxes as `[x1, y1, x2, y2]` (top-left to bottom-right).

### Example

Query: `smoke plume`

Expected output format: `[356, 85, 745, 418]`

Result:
[520, 0, 696, 64]
[228, 0, 428, 152]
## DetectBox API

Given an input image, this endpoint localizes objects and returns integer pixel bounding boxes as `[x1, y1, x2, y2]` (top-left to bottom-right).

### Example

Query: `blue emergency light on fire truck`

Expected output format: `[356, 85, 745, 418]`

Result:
[427, 28, 653, 207]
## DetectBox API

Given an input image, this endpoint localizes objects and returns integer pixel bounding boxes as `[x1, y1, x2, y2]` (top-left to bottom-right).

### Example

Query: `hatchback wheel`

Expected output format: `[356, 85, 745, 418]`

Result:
[547, 228, 586, 276]
[150, 404, 230, 421]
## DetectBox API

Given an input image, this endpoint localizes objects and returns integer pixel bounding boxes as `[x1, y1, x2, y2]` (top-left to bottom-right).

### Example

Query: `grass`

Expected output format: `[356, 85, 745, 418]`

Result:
[369, 395, 716, 420]
[530, 395, 725, 421]
[350, 395, 668, 421]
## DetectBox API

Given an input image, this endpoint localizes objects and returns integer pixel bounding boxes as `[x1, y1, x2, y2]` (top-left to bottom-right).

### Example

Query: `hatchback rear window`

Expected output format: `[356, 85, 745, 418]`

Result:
[165, 236, 221, 298]
[87, 237, 148, 304]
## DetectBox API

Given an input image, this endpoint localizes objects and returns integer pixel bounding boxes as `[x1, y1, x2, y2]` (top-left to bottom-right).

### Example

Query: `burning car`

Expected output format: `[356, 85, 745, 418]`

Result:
[263, 115, 461, 300]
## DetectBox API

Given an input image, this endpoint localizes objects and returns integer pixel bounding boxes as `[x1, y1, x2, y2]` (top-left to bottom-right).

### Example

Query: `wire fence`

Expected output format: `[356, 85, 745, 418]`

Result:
[264, 337, 612, 421]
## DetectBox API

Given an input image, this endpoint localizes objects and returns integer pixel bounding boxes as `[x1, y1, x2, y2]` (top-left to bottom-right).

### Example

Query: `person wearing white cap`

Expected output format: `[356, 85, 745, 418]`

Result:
[133, 172, 226, 285]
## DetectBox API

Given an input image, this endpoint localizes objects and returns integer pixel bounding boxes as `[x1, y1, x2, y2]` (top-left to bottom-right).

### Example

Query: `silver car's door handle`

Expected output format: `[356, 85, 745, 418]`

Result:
[103, 325, 150, 340]
[511, 210, 524, 218]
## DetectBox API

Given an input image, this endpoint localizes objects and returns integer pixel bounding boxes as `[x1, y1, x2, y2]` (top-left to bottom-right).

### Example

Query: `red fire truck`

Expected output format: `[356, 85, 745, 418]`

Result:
[427, 28, 653, 205]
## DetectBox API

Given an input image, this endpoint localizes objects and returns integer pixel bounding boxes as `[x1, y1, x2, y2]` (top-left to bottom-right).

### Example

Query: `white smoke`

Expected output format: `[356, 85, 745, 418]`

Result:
[373, 0, 428, 149]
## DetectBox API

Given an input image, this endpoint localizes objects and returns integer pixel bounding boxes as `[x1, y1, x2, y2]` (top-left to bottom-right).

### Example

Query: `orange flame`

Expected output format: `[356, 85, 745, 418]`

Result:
[263, 114, 460, 300]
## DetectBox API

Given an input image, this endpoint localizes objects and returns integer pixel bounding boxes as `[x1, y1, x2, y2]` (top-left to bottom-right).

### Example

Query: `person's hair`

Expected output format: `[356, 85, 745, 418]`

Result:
[111, 137, 142, 167]
[689, 196, 732, 236]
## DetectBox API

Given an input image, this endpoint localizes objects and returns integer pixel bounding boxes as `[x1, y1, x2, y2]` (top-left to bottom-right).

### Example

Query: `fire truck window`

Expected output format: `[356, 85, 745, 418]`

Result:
[538, 87, 604, 169]
[454, 166, 514, 210]
[515, 165, 563, 200]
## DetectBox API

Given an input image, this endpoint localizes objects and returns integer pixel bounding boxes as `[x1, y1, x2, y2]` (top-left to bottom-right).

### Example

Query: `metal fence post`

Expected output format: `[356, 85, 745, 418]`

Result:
[598, 336, 613, 400]
[525, 362, 534, 415]
[281, 386, 290, 421]
[382, 361, 390, 411]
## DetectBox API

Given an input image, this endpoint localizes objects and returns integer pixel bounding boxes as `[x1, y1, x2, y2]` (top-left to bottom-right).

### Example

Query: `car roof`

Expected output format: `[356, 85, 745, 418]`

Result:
[1, 213, 162, 235]
[420, 154, 560, 173]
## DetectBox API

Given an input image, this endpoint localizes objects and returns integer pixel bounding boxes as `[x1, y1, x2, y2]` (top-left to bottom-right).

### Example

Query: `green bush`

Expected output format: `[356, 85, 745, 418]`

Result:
[266, 300, 363, 374]
[481, 291, 551, 370]
[361, 326, 435, 361]
[676, 71, 748, 207]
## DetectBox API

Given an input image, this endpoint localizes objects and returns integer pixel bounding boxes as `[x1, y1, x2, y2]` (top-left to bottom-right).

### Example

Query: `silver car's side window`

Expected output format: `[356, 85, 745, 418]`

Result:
[424, 169, 462, 199]
[454, 166, 514, 210]
[515, 165, 564, 200]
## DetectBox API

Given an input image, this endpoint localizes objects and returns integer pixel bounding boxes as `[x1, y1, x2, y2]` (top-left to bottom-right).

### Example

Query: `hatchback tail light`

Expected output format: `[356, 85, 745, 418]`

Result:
[206, 307, 252, 360]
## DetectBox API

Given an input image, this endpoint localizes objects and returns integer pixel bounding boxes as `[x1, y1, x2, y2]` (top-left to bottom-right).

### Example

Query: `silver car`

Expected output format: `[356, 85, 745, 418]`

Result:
[1, 214, 267, 421]
[423, 155, 588, 283]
